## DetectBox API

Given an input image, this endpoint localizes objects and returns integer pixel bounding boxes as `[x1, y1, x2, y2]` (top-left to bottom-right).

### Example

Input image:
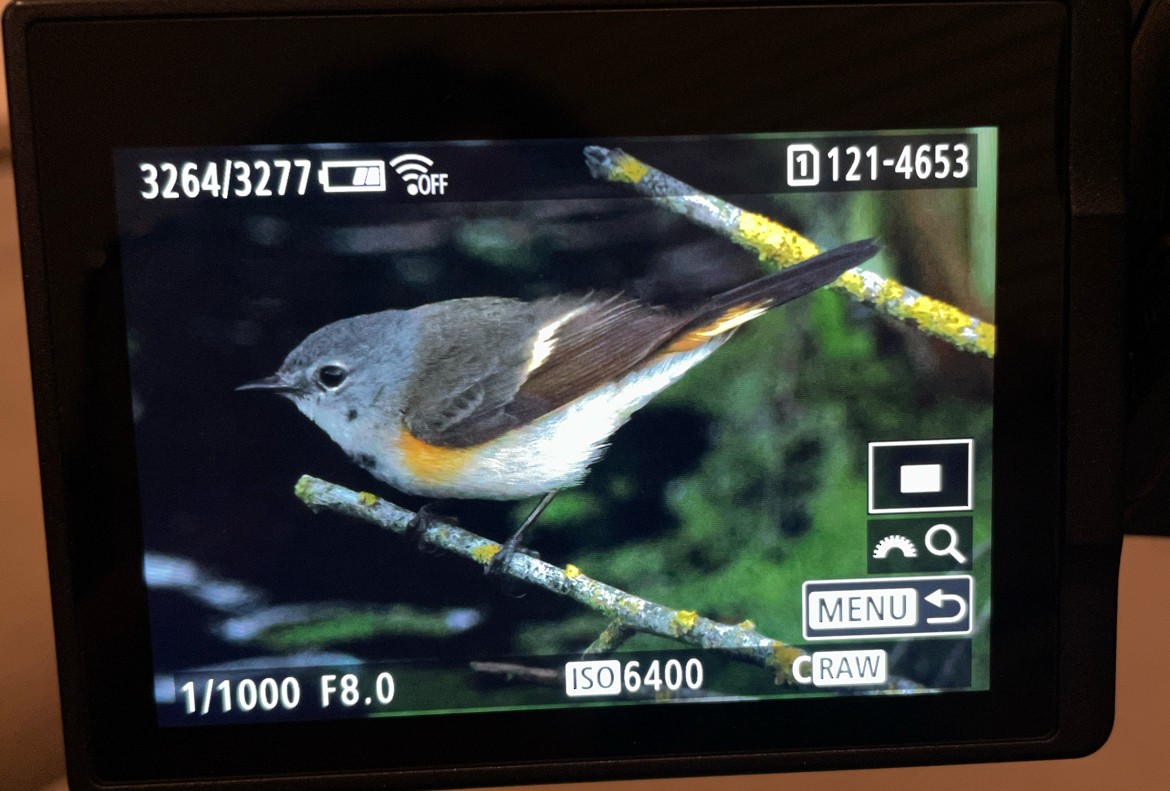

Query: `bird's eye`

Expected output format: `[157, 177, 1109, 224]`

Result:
[316, 364, 348, 390]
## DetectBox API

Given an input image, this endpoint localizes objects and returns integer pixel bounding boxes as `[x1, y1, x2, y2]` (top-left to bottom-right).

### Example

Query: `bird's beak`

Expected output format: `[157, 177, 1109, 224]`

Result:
[236, 374, 301, 395]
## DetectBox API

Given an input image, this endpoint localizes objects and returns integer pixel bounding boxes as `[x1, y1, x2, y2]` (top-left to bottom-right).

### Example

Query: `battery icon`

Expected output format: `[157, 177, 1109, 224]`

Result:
[317, 160, 387, 193]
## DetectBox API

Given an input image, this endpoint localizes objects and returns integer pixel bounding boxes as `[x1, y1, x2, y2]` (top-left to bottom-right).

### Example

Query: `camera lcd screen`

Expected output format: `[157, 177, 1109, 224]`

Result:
[113, 130, 995, 728]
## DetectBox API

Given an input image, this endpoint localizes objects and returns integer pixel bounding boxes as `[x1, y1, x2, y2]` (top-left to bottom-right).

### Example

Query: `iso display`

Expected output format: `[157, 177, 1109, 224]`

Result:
[565, 658, 705, 698]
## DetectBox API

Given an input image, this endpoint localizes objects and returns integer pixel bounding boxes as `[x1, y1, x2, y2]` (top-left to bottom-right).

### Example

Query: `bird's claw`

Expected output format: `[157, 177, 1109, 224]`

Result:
[406, 503, 457, 554]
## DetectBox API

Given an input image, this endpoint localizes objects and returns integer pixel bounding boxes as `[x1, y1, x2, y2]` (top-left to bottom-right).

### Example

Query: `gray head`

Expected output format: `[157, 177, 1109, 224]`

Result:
[238, 309, 420, 462]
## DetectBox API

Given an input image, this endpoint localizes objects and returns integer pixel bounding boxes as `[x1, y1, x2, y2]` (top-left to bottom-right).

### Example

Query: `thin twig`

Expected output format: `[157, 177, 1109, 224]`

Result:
[583, 146, 995, 357]
[583, 619, 635, 656]
[294, 474, 806, 683]
[469, 661, 562, 687]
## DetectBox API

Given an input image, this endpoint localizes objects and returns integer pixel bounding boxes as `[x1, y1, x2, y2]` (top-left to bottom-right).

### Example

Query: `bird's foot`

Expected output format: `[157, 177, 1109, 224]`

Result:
[484, 489, 557, 581]
[405, 503, 457, 554]
[484, 538, 542, 599]
[484, 536, 541, 577]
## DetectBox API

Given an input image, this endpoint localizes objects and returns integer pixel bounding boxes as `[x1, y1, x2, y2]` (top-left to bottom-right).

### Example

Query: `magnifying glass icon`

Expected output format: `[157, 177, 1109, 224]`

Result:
[925, 524, 968, 564]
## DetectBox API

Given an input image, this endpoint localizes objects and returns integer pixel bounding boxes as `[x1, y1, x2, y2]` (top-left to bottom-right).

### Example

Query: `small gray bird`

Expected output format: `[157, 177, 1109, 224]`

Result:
[240, 239, 878, 559]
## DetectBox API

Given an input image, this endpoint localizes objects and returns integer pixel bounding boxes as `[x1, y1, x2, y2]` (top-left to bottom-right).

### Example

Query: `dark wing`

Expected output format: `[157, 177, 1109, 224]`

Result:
[501, 295, 690, 426]
[506, 239, 878, 424]
[401, 294, 687, 447]
[400, 296, 560, 447]
[402, 239, 878, 448]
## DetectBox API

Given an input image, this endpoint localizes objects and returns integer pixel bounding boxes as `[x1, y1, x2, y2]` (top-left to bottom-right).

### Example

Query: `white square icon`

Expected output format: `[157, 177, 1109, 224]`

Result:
[899, 464, 942, 494]
[867, 439, 974, 514]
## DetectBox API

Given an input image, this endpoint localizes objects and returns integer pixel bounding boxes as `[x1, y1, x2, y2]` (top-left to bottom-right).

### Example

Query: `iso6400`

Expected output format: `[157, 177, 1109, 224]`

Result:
[564, 658, 704, 698]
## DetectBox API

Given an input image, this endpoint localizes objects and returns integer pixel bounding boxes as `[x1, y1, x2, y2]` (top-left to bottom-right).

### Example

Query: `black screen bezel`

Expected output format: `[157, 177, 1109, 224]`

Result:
[5, 0, 1105, 786]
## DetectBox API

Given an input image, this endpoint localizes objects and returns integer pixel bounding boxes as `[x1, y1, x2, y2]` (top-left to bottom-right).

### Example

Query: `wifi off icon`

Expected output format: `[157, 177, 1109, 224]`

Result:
[390, 153, 450, 196]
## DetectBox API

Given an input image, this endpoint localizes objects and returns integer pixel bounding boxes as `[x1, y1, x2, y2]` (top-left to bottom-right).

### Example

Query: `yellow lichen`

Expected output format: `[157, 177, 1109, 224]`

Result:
[737, 619, 756, 630]
[903, 296, 938, 327]
[471, 544, 501, 564]
[905, 296, 969, 336]
[565, 564, 582, 579]
[974, 321, 996, 356]
[618, 596, 644, 615]
[888, 292, 996, 357]
[357, 491, 378, 507]
[669, 610, 699, 636]
[768, 642, 806, 683]
[293, 475, 314, 504]
[874, 278, 907, 306]
[824, 252, 995, 358]
[610, 154, 650, 184]
[735, 212, 820, 268]
[834, 269, 867, 300]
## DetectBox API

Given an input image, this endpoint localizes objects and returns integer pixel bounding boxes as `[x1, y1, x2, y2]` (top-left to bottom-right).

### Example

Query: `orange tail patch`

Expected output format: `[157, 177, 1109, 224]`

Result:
[662, 301, 772, 354]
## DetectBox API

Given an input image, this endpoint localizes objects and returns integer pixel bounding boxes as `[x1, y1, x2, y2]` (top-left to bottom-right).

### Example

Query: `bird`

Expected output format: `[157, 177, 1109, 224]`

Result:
[239, 238, 878, 569]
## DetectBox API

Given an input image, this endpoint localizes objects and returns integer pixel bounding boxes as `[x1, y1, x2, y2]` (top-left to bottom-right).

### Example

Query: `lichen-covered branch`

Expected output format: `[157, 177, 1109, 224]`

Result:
[294, 474, 806, 682]
[583, 145, 995, 357]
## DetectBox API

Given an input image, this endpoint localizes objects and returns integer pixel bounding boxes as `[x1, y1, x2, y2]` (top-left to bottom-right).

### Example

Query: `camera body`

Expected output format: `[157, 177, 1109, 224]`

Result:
[5, 0, 1160, 787]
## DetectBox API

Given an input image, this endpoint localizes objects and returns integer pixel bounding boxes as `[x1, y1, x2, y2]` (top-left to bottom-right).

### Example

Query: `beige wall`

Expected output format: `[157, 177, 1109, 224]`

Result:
[1, 163, 65, 790]
[1, 56, 1167, 791]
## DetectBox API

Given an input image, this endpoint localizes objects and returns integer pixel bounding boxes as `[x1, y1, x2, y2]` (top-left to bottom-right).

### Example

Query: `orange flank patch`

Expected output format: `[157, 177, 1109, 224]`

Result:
[397, 428, 477, 484]
[662, 301, 772, 354]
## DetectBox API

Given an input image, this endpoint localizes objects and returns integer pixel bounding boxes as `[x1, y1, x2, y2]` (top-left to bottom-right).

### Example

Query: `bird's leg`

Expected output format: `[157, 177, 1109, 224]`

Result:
[486, 490, 559, 576]
[406, 501, 458, 553]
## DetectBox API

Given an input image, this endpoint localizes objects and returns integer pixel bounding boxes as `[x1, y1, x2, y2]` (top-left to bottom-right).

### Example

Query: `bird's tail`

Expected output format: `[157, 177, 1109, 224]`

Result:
[663, 239, 879, 353]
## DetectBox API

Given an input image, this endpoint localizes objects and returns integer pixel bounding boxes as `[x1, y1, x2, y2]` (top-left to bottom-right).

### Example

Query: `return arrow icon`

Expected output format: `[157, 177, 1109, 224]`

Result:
[924, 588, 968, 624]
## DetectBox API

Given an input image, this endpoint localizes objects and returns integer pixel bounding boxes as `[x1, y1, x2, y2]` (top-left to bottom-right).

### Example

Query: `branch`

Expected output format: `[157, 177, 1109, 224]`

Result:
[294, 474, 806, 683]
[217, 602, 483, 650]
[583, 146, 995, 358]
[469, 661, 562, 687]
[583, 619, 635, 655]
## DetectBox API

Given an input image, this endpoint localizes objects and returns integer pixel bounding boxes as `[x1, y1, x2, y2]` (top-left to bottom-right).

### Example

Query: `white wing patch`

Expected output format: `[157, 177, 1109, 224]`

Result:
[525, 306, 589, 374]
